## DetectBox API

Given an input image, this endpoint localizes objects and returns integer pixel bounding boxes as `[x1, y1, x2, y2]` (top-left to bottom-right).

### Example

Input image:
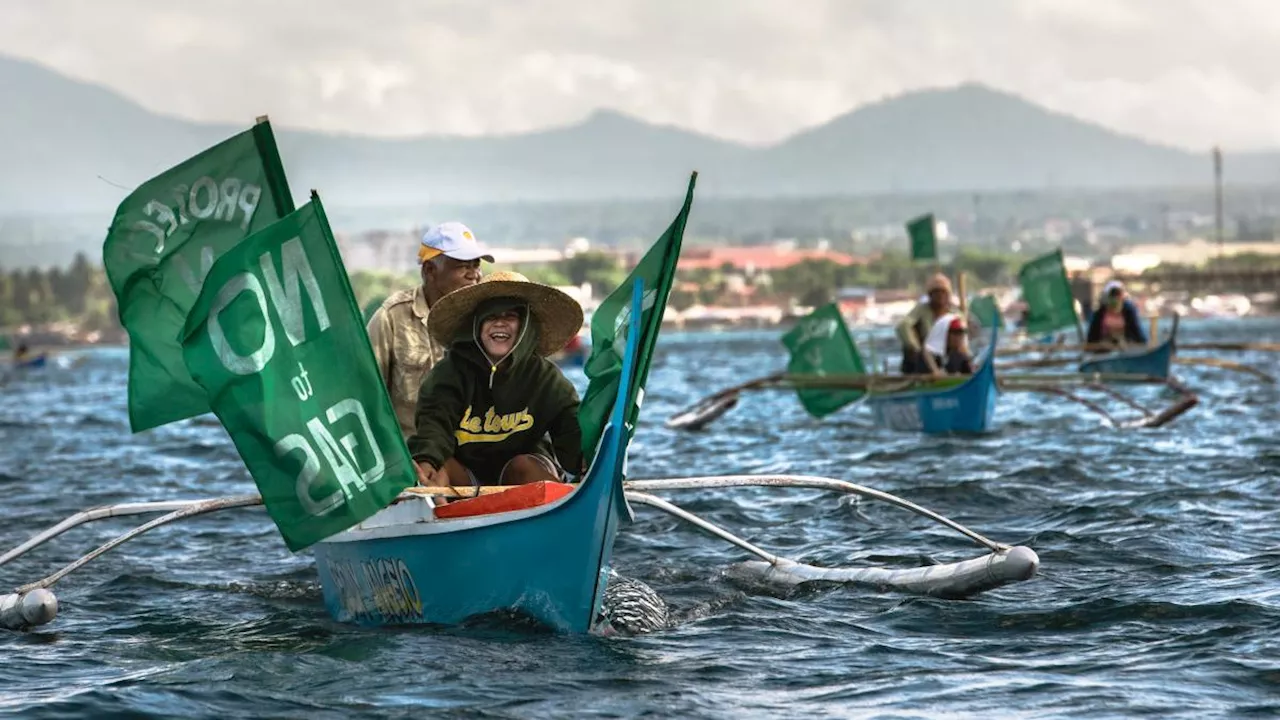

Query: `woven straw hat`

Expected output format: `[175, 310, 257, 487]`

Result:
[428, 271, 584, 356]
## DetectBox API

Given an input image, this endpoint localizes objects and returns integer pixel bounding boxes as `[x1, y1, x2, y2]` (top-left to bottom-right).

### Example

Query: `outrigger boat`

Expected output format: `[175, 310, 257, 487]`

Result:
[865, 326, 999, 434]
[1, 294, 1042, 633]
[312, 282, 645, 631]
[13, 353, 48, 370]
[1077, 321, 1176, 379]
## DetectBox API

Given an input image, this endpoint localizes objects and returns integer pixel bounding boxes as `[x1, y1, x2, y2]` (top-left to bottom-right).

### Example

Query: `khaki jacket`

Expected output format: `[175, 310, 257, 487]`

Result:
[366, 286, 446, 438]
[895, 302, 946, 353]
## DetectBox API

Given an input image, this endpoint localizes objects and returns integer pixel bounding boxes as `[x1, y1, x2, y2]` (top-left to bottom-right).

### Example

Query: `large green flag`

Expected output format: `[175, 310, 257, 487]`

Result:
[1018, 249, 1078, 335]
[906, 214, 937, 261]
[180, 195, 415, 551]
[104, 120, 294, 432]
[579, 173, 696, 460]
[781, 303, 866, 418]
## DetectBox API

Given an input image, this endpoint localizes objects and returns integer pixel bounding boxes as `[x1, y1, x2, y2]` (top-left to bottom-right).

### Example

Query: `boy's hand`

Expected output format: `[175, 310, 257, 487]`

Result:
[415, 461, 438, 486]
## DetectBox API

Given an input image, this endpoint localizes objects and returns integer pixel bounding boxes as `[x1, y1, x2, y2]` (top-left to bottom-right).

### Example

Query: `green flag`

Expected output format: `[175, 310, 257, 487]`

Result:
[781, 303, 866, 418]
[1018, 249, 1078, 335]
[969, 294, 1002, 329]
[104, 120, 294, 432]
[579, 173, 696, 460]
[180, 195, 415, 551]
[906, 214, 937, 261]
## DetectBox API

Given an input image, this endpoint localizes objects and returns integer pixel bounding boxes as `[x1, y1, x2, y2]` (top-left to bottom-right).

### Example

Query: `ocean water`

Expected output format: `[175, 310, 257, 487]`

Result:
[2, 319, 1279, 719]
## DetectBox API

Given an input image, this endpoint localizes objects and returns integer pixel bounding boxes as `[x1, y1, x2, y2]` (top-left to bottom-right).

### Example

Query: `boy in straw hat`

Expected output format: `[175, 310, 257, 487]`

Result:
[407, 271, 586, 490]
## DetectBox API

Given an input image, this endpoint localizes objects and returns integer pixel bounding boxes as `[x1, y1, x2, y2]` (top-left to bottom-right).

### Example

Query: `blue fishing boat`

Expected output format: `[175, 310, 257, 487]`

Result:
[311, 284, 644, 632]
[1078, 316, 1177, 379]
[13, 353, 47, 370]
[866, 327, 999, 434]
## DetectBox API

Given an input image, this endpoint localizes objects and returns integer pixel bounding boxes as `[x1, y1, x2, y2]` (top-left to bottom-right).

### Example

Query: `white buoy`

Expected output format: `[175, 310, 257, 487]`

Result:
[0, 589, 58, 630]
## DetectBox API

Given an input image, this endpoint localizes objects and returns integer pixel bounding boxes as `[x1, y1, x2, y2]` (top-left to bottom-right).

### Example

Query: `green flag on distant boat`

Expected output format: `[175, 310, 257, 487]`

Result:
[781, 303, 866, 418]
[1018, 249, 1078, 335]
[578, 173, 696, 462]
[906, 214, 937, 261]
[180, 195, 415, 551]
[969, 294, 1002, 330]
[104, 120, 294, 432]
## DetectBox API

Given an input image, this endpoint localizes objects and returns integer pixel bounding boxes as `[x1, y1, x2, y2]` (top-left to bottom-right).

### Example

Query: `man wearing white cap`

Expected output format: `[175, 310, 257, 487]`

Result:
[366, 222, 495, 438]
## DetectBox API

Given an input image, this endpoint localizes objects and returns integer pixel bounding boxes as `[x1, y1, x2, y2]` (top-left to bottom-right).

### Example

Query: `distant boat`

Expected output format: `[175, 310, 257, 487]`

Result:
[13, 353, 48, 370]
[1078, 316, 1178, 380]
[865, 326, 1000, 434]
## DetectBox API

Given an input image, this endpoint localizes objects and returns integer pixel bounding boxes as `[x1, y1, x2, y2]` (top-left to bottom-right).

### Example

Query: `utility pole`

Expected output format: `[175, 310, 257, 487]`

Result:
[1213, 146, 1224, 256]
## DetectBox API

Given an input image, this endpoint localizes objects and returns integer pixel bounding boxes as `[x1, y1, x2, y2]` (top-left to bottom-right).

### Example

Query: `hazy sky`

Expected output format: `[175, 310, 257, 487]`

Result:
[4, 0, 1279, 150]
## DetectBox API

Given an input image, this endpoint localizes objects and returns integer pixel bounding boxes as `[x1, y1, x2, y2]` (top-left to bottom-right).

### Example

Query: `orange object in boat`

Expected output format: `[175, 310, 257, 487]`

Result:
[434, 481, 575, 519]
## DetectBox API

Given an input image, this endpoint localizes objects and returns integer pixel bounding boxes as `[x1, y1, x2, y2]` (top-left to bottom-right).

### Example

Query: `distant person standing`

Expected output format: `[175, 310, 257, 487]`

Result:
[895, 273, 955, 374]
[366, 223, 494, 438]
[1086, 280, 1147, 349]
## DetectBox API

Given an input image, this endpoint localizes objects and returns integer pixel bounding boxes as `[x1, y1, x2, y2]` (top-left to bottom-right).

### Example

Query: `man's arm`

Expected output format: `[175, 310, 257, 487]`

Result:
[365, 306, 393, 389]
[1085, 307, 1104, 344]
[407, 362, 466, 479]
[1125, 301, 1149, 344]
[546, 377, 584, 477]
[895, 304, 924, 351]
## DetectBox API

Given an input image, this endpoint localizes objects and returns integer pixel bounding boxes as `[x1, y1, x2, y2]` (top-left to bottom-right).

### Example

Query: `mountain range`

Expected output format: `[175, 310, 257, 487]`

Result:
[3, 53, 1278, 215]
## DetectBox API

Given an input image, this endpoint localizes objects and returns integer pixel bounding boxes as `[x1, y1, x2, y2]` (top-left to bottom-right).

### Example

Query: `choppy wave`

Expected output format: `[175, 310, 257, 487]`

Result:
[2, 320, 1279, 718]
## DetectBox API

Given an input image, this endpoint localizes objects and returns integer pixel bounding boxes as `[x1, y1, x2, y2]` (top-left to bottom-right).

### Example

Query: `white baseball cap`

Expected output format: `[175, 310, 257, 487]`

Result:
[418, 222, 494, 264]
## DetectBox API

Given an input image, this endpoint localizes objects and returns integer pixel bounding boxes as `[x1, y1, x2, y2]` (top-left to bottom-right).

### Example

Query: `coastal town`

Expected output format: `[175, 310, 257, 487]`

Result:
[3, 217, 1279, 350]
[331, 216, 1280, 333]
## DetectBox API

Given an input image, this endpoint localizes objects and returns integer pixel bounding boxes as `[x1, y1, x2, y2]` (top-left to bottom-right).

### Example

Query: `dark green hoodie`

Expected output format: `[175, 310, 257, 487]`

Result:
[408, 299, 583, 483]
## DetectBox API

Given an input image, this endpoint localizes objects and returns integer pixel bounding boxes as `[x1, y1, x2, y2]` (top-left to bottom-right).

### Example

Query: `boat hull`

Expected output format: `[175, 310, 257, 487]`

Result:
[866, 356, 998, 434]
[312, 463, 628, 632]
[14, 353, 47, 369]
[866, 324, 1000, 434]
[1078, 336, 1174, 379]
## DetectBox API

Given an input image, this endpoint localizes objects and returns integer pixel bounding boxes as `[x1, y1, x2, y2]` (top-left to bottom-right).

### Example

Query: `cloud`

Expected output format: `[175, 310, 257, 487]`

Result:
[2, 0, 1279, 150]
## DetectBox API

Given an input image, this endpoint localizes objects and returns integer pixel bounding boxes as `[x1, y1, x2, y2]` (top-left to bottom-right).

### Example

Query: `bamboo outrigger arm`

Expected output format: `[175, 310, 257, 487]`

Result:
[624, 476, 1038, 599]
[626, 475, 1007, 551]
[1, 495, 264, 630]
